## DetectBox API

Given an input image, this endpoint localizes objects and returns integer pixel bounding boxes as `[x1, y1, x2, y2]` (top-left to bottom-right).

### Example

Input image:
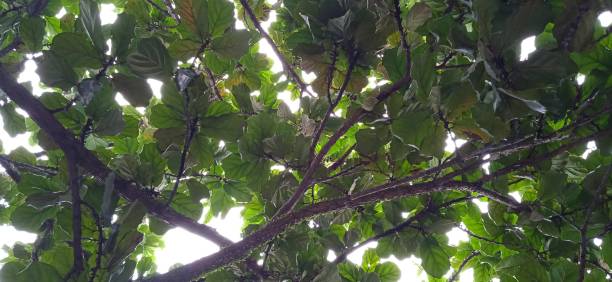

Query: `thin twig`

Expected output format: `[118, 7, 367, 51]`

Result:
[0, 37, 22, 58]
[448, 251, 480, 282]
[392, 0, 411, 70]
[328, 144, 356, 172]
[238, 0, 312, 97]
[81, 202, 104, 282]
[578, 165, 611, 282]
[204, 67, 222, 101]
[308, 54, 358, 161]
[166, 118, 198, 206]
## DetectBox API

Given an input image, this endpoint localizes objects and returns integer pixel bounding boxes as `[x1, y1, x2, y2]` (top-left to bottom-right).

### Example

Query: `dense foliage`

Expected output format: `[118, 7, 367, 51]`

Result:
[0, 0, 611, 281]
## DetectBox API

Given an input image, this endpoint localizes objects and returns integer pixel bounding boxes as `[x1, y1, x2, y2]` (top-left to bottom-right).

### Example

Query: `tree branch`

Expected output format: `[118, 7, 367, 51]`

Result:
[578, 164, 611, 282]
[392, 0, 411, 70]
[238, 0, 312, 97]
[447, 251, 480, 282]
[274, 74, 412, 217]
[67, 154, 84, 277]
[81, 202, 104, 282]
[308, 54, 357, 161]
[0, 64, 235, 249]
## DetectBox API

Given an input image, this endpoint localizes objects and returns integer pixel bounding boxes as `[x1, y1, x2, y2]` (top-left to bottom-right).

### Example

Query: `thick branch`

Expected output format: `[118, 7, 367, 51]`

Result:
[0, 64, 234, 248]
[144, 179, 512, 281]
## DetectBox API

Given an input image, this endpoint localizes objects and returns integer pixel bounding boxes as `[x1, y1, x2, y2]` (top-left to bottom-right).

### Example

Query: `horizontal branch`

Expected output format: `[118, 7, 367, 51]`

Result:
[144, 177, 516, 281]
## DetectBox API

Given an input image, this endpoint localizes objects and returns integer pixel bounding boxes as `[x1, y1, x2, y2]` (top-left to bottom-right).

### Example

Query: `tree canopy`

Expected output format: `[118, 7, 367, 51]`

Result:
[0, 0, 611, 281]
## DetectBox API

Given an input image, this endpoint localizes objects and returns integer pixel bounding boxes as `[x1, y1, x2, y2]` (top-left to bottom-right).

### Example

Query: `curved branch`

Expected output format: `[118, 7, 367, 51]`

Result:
[448, 251, 480, 282]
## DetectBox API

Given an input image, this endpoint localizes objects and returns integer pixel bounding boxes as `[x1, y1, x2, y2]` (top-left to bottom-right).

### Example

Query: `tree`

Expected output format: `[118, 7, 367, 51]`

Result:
[0, 0, 610, 281]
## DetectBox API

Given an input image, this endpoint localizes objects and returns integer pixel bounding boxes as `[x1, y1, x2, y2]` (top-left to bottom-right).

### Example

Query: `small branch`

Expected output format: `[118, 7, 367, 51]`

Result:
[67, 155, 84, 277]
[308, 54, 357, 161]
[204, 67, 222, 101]
[325, 43, 338, 104]
[455, 224, 503, 245]
[273, 75, 412, 217]
[328, 144, 356, 172]
[145, 0, 172, 18]
[447, 251, 480, 282]
[434, 63, 472, 70]
[0, 38, 22, 58]
[578, 165, 611, 282]
[333, 197, 471, 264]
[392, 0, 411, 71]
[81, 202, 104, 282]
[238, 0, 312, 97]
[166, 116, 198, 205]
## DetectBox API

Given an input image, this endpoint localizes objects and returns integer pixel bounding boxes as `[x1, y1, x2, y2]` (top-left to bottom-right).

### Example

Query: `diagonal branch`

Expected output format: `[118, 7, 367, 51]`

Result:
[448, 251, 480, 282]
[238, 0, 312, 97]
[274, 74, 412, 217]
[0, 64, 235, 248]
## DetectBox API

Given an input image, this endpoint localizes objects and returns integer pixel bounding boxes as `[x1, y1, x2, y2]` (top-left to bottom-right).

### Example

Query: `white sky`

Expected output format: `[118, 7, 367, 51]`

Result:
[1, 5, 610, 282]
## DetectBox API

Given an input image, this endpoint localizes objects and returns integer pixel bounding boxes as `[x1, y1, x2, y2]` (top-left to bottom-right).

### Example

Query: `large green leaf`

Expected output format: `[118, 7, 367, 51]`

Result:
[79, 0, 105, 51]
[127, 37, 175, 79]
[111, 73, 153, 107]
[36, 51, 78, 90]
[19, 16, 46, 52]
[0, 102, 27, 137]
[50, 32, 102, 68]
[417, 238, 450, 278]
[211, 30, 251, 59]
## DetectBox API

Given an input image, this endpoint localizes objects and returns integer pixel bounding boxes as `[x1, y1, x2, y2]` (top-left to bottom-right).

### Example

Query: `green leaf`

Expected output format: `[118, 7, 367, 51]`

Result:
[497, 254, 550, 282]
[19, 16, 46, 52]
[410, 44, 435, 100]
[149, 104, 185, 129]
[375, 262, 400, 282]
[417, 238, 450, 278]
[602, 234, 612, 266]
[0, 102, 26, 137]
[10, 205, 58, 232]
[211, 30, 251, 59]
[361, 249, 379, 272]
[79, 0, 105, 52]
[406, 3, 432, 31]
[111, 13, 136, 58]
[313, 264, 342, 282]
[14, 262, 62, 282]
[209, 187, 234, 217]
[186, 179, 209, 202]
[36, 51, 78, 90]
[112, 73, 153, 107]
[355, 128, 386, 156]
[201, 114, 245, 140]
[391, 110, 445, 157]
[127, 37, 175, 79]
[51, 32, 102, 68]
[538, 170, 567, 202]
[207, 0, 235, 37]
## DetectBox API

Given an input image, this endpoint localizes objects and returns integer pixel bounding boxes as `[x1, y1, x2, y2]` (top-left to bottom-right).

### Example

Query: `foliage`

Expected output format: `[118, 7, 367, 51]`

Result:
[0, 0, 611, 281]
